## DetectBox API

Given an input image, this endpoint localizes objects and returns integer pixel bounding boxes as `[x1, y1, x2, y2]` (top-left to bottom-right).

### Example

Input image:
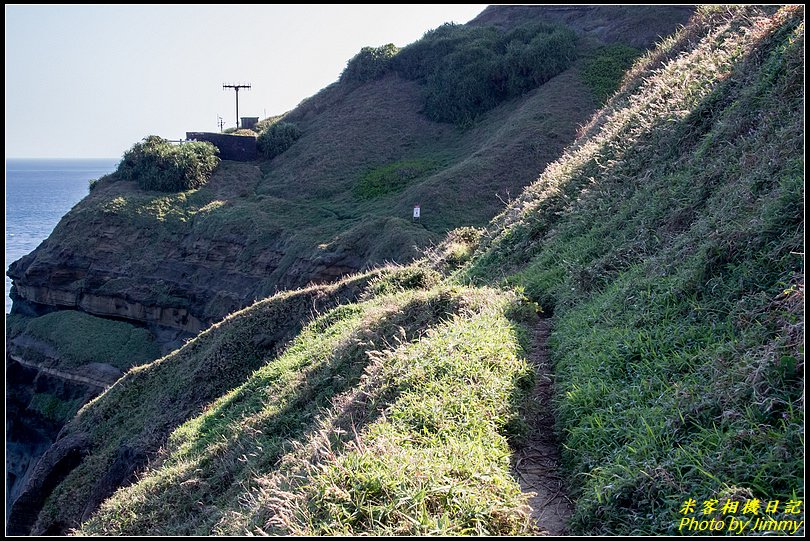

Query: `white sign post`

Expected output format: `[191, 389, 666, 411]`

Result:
[413, 204, 421, 221]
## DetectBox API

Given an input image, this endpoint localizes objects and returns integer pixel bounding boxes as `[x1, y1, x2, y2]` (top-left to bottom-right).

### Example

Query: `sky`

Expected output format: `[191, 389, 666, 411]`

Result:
[5, 4, 487, 159]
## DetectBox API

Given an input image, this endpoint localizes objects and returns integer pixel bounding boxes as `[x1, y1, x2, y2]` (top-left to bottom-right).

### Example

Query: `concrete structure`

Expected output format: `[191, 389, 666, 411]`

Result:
[186, 132, 257, 161]
[240, 117, 259, 130]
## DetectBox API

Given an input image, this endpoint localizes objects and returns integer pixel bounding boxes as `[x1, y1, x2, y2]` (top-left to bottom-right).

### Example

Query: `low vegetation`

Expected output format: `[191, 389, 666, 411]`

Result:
[9, 310, 160, 371]
[117, 135, 220, 192]
[353, 158, 440, 199]
[80, 282, 537, 535]
[28, 393, 86, 424]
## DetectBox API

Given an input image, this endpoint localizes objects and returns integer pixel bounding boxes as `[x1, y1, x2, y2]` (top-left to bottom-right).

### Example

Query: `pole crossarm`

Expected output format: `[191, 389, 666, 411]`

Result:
[223, 83, 251, 129]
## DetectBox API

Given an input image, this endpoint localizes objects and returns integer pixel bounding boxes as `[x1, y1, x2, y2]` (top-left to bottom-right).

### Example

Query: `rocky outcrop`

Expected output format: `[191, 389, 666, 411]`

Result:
[6, 163, 375, 334]
[6, 432, 92, 536]
[5, 351, 105, 526]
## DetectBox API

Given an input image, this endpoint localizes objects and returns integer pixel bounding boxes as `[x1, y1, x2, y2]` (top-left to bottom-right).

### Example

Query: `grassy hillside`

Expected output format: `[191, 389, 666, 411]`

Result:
[20, 272, 376, 534]
[6, 311, 160, 426]
[466, 5, 804, 533]
[8, 7, 693, 330]
[80, 282, 537, 535]
[11, 5, 803, 536]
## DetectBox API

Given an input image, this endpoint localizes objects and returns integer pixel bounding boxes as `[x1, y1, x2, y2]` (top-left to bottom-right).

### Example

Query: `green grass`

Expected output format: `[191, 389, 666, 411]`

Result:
[14, 310, 160, 372]
[28, 393, 86, 424]
[78, 282, 536, 535]
[465, 5, 804, 534]
[354, 159, 441, 199]
[32, 272, 377, 533]
[257, 121, 302, 159]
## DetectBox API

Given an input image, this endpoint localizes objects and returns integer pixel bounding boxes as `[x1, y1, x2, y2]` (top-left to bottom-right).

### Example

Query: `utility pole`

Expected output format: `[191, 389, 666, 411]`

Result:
[223, 83, 251, 129]
[217, 115, 225, 133]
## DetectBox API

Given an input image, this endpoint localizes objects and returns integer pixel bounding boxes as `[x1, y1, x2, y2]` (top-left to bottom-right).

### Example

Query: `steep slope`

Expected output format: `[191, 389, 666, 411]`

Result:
[5, 311, 161, 514]
[9, 5, 802, 537]
[6, 7, 692, 526]
[466, 5, 804, 534]
[8, 271, 377, 535]
[7, 6, 692, 334]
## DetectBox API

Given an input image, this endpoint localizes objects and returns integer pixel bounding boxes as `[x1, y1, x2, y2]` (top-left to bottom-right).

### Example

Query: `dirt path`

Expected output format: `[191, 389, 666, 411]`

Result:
[515, 317, 573, 535]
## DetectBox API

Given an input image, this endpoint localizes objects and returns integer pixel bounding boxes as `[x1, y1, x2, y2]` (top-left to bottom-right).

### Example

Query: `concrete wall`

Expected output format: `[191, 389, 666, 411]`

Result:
[186, 132, 258, 161]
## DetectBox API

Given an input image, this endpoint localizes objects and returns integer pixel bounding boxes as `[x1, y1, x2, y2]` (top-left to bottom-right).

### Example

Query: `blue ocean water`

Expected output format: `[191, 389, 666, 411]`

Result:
[5, 158, 119, 313]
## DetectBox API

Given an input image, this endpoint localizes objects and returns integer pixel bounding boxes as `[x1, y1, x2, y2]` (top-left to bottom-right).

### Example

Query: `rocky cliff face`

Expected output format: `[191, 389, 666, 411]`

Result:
[5, 352, 110, 518]
[7, 162, 370, 334]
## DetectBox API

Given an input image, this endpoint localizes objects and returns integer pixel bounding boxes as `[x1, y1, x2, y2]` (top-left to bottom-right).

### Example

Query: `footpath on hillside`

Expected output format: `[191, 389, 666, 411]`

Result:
[514, 318, 573, 535]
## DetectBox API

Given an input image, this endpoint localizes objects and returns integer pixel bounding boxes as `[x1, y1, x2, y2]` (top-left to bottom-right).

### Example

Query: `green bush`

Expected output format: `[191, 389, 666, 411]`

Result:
[342, 43, 399, 83]
[253, 115, 283, 133]
[582, 43, 641, 102]
[257, 121, 302, 159]
[117, 135, 220, 192]
[337, 23, 577, 126]
[392, 23, 497, 81]
[394, 22, 578, 125]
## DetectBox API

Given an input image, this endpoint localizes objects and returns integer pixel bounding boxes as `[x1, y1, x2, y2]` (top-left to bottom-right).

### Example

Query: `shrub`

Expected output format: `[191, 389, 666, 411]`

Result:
[392, 23, 496, 81]
[337, 23, 577, 125]
[341, 43, 399, 83]
[117, 135, 220, 192]
[257, 121, 302, 159]
[394, 22, 578, 125]
[582, 43, 641, 102]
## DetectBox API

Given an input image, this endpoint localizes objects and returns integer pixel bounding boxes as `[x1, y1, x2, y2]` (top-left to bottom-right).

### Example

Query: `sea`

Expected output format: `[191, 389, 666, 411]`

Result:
[5, 158, 119, 314]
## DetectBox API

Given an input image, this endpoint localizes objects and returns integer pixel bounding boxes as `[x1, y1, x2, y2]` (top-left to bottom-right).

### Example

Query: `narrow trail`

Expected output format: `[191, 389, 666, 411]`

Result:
[515, 317, 573, 535]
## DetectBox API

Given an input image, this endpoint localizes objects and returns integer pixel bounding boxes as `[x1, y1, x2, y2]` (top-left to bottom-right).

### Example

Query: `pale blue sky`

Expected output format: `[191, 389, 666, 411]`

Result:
[5, 4, 486, 158]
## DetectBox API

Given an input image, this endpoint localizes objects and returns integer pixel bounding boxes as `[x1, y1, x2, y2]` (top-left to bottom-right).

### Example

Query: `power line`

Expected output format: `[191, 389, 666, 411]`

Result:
[223, 83, 251, 129]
